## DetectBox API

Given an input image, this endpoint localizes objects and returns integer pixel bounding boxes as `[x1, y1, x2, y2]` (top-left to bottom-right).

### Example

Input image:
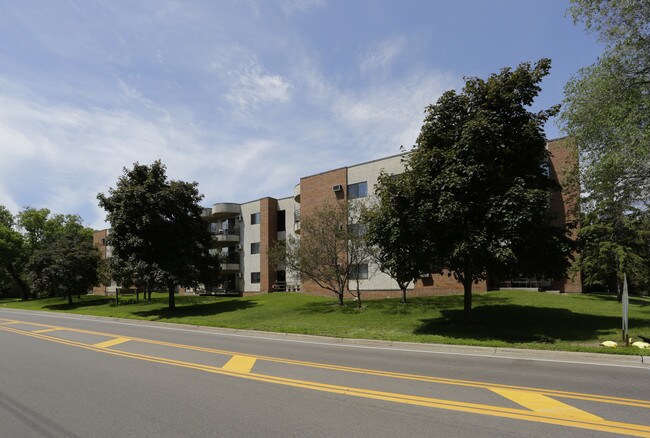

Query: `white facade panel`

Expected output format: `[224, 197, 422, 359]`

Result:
[240, 200, 261, 292]
[347, 154, 411, 291]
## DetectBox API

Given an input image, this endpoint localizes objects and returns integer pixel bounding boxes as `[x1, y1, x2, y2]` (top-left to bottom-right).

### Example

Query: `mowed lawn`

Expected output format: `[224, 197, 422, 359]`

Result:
[2, 290, 649, 355]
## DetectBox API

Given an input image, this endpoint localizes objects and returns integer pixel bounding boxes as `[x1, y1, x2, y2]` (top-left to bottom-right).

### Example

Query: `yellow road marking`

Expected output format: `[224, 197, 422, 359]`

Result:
[94, 337, 131, 349]
[223, 355, 257, 373]
[1, 324, 649, 437]
[3, 318, 649, 409]
[0, 320, 19, 325]
[490, 387, 604, 422]
[32, 328, 60, 334]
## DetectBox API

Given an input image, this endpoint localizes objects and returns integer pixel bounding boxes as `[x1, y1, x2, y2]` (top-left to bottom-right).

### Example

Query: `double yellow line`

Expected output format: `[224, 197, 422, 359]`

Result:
[1, 318, 649, 437]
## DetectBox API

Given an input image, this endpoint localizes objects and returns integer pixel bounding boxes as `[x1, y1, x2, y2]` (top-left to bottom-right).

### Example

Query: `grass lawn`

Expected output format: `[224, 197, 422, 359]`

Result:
[1, 290, 649, 355]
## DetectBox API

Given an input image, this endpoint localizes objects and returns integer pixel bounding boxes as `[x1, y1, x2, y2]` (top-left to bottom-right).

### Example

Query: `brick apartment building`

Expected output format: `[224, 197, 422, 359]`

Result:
[93, 137, 581, 297]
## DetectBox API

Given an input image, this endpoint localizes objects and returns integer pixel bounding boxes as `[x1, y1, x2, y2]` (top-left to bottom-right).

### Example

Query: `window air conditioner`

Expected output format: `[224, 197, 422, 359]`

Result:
[237, 273, 243, 278]
[332, 184, 343, 192]
[236, 215, 243, 221]
[236, 244, 243, 250]
[419, 272, 430, 278]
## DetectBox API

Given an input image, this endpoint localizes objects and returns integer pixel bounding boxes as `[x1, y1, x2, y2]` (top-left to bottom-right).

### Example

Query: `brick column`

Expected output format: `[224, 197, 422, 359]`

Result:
[260, 197, 279, 293]
[299, 167, 348, 296]
[548, 137, 582, 293]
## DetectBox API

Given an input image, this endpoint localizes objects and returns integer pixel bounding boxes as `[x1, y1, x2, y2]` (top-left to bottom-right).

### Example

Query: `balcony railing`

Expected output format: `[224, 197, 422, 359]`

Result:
[211, 228, 241, 245]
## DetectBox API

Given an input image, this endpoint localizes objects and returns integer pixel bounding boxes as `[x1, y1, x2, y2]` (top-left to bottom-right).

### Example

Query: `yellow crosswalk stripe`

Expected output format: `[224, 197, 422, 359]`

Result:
[32, 328, 60, 334]
[490, 387, 604, 422]
[223, 355, 257, 373]
[94, 337, 131, 349]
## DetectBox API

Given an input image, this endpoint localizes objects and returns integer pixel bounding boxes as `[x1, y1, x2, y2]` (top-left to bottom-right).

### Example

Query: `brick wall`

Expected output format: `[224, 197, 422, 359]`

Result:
[260, 197, 278, 293]
[547, 137, 582, 293]
[299, 167, 348, 295]
[92, 229, 108, 295]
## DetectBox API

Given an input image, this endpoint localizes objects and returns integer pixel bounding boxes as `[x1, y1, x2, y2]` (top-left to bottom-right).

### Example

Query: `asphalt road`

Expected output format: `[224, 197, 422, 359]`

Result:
[1, 308, 649, 438]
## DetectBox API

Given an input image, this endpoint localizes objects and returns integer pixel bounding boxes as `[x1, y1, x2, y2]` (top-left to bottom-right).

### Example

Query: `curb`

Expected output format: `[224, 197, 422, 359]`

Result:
[2, 307, 648, 367]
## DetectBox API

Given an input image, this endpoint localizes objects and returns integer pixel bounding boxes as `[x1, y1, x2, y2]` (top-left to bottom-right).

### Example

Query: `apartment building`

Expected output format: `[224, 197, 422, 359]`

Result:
[93, 137, 581, 297]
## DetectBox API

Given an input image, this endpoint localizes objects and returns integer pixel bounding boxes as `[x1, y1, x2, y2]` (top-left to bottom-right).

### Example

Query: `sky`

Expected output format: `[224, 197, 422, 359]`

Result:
[0, 0, 603, 229]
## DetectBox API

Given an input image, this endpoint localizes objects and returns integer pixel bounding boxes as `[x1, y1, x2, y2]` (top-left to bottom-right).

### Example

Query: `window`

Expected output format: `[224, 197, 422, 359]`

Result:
[347, 181, 368, 199]
[251, 242, 260, 254]
[251, 272, 261, 283]
[350, 263, 369, 280]
[251, 212, 260, 224]
[349, 223, 367, 237]
[277, 210, 286, 232]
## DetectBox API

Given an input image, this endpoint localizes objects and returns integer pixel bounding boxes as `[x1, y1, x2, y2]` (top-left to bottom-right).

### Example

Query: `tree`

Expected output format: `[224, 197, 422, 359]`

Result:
[346, 201, 376, 308]
[577, 199, 650, 295]
[97, 161, 219, 310]
[0, 206, 29, 300]
[269, 202, 365, 305]
[402, 59, 573, 323]
[363, 172, 426, 304]
[27, 217, 101, 304]
[562, 0, 650, 294]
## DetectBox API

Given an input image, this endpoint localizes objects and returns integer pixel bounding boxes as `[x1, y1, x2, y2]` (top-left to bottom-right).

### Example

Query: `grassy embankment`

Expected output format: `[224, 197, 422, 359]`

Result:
[2, 290, 649, 355]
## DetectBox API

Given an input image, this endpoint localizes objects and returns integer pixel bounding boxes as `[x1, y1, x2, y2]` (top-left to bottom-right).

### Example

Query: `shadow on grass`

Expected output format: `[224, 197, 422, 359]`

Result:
[132, 299, 257, 320]
[44, 297, 111, 311]
[414, 304, 648, 343]
[583, 292, 650, 307]
[297, 294, 512, 316]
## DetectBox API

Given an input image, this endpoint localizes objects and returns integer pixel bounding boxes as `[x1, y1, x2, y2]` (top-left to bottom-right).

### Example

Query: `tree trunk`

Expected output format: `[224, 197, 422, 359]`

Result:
[356, 281, 362, 309]
[400, 285, 407, 304]
[168, 284, 176, 310]
[337, 291, 344, 305]
[136, 288, 140, 302]
[6, 265, 30, 300]
[67, 292, 73, 305]
[463, 277, 473, 324]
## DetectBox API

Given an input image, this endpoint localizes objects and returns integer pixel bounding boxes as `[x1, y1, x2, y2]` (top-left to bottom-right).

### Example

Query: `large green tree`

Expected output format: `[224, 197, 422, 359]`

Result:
[562, 0, 650, 294]
[98, 161, 219, 310]
[402, 59, 573, 322]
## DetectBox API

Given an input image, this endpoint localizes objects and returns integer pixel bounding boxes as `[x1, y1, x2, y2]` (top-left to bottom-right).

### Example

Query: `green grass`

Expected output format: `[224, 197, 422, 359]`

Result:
[2, 290, 649, 355]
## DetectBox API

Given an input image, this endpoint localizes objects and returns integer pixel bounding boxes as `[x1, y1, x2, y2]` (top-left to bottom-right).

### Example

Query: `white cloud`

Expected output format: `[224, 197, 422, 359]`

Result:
[282, 0, 325, 16]
[225, 65, 292, 113]
[209, 48, 293, 116]
[360, 36, 406, 74]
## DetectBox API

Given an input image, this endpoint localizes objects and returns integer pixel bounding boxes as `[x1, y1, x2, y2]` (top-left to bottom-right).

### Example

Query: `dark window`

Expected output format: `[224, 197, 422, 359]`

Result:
[251, 212, 260, 225]
[350, 263, 369, 280]
[251, 242, 260, 254]
[277, 210, 286, 232]
[251, 272, 261, 283]
[348, 181, 368, 199]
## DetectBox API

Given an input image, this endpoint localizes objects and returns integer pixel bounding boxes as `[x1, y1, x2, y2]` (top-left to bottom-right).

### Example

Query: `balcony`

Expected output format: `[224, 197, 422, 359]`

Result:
[220, 254, 240, 272]
[211, 228, 240, 245]
[211, 203, 241, 220]
[294, 209, 301, 235]
[293, 183, 301, 203]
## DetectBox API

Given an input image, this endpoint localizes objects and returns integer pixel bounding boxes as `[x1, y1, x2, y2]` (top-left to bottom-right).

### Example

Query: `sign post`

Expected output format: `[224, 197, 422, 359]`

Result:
[622, 273, 629, 345]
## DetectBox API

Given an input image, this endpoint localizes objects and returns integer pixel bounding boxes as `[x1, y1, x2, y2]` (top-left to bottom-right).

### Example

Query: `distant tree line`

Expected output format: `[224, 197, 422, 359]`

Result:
[0, 206, 101, 304]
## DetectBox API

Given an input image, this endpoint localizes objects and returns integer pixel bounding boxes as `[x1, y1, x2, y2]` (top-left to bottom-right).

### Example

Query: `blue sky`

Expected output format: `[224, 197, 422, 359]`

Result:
[0, 0, 602, 229]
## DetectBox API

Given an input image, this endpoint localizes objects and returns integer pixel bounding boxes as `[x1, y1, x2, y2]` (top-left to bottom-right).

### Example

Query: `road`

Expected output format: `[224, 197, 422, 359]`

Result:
[1, 308, 649, 437]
